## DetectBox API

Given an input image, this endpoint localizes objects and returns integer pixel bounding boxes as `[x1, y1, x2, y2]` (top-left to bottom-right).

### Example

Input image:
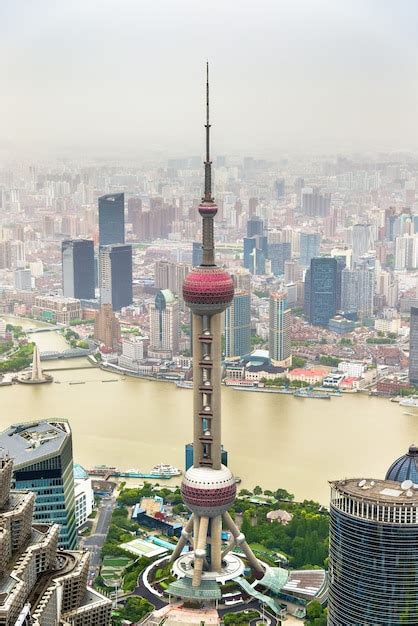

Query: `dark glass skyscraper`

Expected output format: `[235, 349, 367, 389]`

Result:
[0, 420, 77, 549]
[62, 239, 95, 299]
[329, 478, 418, 625]
[268, 242, 291, 276]
[299, 232, 321, 267]
[409, 307, 418, 384]
[98, 193, 125, 245]
[192, 241, 203, 267]
[247, 216, 264, 238]
[99, 244, 133, 311]
[307, 257, 338, 326]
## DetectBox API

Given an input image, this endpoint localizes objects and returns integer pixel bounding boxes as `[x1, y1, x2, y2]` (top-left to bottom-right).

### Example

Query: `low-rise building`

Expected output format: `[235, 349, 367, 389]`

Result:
[338, 361, 366, 378]
[323, 372, 346, 388]
[118, 336, 146, 371]
[288, 368, 327, 385]
[131, 497, 182, 537]
[73, 464, 94, 529]
[32, 295, 81, 324]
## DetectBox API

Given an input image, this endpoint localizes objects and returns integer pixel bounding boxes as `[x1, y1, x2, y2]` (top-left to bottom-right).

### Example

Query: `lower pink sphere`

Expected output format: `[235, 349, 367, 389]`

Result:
[181, 465, 237, 517]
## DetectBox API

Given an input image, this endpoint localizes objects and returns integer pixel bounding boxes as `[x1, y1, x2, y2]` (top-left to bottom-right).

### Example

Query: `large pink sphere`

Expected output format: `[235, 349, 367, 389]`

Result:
[183, 266, 234, 314]
[181, 465, 237, 517]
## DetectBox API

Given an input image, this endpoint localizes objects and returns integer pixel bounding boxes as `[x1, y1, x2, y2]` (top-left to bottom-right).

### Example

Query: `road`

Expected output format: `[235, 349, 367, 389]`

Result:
[81, 495, 116, 578]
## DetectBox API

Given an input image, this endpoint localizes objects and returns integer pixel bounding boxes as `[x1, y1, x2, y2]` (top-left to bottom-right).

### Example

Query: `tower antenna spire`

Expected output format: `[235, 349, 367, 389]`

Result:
[204, 61, 212, 202]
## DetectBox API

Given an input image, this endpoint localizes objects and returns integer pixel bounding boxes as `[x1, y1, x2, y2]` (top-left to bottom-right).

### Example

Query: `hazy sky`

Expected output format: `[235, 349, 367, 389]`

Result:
[1, 0, 418, 157]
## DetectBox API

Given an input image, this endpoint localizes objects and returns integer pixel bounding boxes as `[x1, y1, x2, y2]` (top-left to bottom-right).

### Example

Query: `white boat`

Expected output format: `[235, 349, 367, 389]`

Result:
[176, 380, 193, 389]
[399, 397, 418, 408]
[150, 464, 182, 477]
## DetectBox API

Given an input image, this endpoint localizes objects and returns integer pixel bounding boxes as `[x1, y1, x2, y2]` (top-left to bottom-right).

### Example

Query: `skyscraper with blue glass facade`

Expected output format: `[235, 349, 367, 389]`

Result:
[329, 478, 418, 625]
[307, 257, 338, 326]
[224, 290, 251, 358]
[299, 232, 320, 267]
[98, 193, 125, 246]
[0, 420, 77, 549]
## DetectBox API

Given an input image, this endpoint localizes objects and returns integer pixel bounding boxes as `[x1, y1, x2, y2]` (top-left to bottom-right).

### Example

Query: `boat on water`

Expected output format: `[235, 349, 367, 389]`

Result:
[176, 380, 193, 389]
[88, 463, 182, 479]
[399, 397, 418, 408]
[150, 464, 182, 477]
[294, 389, 331, 399]
[231, 386, 293, 394]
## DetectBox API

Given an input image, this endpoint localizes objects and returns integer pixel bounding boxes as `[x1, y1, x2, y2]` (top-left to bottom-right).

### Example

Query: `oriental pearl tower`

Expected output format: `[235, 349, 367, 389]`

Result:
[170, 65, 263, 591]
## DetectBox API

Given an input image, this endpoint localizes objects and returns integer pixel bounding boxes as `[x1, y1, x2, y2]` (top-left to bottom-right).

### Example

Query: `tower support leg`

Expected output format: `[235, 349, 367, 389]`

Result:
[170, 515, 194, 562]
[210, 515, 222, 572]
[222, 511, 264, 574]
[192, 515, 209, 587]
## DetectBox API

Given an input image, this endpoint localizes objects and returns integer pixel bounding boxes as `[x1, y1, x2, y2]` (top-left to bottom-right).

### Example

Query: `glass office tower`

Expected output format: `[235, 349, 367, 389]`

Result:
[62, 238, 95, 299]
[0, 420, 77, 549]
[328, 478, 418, 625]
[98, 193, 125, 246]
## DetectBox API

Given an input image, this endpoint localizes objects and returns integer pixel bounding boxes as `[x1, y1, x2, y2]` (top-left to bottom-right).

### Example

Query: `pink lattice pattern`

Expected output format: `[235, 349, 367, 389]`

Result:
[181, 483, 237, 507]
[183, 267, 234, 305]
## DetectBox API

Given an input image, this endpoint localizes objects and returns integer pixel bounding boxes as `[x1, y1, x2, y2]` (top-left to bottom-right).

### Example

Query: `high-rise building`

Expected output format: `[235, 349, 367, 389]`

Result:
[267, 242, 291, 276]
[269, 290, 291, 365]
[274, 178, 285, 200]
[14, 268, 32, 291]
[246, 216, 264, 238]
[352, 223, 374, 262]
[248, 197, 258, 217]
[328, 478, 418, 625]
[301, 188, 331, 217]
[341, 264, 373, 319]
[149, 289, 179, 359]
[299, 232, 320, 268]
[0, 420, 77, 549]
[243, 235, 267, 274]
[169, 67, 263, 599]
[99, 244, 133, 311]
[0, 453, 111, 624]
[94, 303, 121, 351]
[409, 306, 418, 384]
[0, 240, 12, 270]
[192, 241, 203, 266]
[98, 192, 125, 245]
[154, 260, 191, 298]
[307, 257, 338, 326]
[62, 239, 95, 300]
[225, 290, 251, 358]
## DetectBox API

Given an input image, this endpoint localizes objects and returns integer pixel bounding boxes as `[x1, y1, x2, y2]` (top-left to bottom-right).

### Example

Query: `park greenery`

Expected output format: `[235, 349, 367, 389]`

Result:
[63, 328, 89, 349]
[366, 337, 395, 344]
[290, 355, 307, 369]
[0, 342, 34, 373]
[0, 340, 13, 355]
[112, 597, 154, 625]
[319, 355, 340, 367]
[306, 600, 327, 625]
[6, 324, 25, 338]
[231, 487, 328, 569]
[223, 610, 260, 625]
[260, 377, 315, 388]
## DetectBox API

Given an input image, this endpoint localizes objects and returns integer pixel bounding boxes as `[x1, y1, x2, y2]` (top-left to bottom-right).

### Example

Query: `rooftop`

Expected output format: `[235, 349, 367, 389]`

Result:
[331, 477, 418, 504]
[0, 421, 70, 469]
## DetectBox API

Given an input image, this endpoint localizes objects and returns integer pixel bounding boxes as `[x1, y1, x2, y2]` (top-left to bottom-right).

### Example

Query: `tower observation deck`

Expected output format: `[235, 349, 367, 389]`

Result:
[170, 65, 263, 593]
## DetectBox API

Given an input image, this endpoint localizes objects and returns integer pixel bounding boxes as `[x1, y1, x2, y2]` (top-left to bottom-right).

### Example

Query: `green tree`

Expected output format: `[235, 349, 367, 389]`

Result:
[253, 486, 263, 495]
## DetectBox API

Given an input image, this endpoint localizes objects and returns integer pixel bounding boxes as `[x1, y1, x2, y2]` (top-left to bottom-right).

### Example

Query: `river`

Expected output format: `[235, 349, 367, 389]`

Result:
[1, 316, 417, 505]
